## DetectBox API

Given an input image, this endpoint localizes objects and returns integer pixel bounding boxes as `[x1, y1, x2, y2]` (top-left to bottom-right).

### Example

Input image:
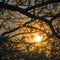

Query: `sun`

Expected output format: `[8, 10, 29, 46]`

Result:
[34, 35, 42, 42]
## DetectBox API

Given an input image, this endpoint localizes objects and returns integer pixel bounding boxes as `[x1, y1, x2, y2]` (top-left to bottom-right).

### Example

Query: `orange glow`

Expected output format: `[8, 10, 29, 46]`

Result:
[34, 35, 42, 42]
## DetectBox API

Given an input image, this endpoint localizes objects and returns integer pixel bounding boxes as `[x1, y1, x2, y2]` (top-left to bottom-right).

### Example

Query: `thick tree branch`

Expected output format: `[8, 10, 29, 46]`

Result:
[47, 22, 60, 39]
[0, 2, 49, 23]
[0, 1, 60, 39]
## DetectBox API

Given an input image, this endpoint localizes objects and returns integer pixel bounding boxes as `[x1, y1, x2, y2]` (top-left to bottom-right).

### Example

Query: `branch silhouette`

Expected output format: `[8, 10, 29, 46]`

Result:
[26, 0, 60, 11]
[0, 0, 60, 39]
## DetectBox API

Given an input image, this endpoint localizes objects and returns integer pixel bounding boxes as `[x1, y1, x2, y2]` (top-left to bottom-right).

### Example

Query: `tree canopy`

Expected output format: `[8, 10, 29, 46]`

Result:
[0, 0, 60, 60]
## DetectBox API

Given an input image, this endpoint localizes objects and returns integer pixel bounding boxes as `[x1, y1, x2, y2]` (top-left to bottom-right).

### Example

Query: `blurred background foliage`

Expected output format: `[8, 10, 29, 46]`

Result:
[0, 0, 60, 60]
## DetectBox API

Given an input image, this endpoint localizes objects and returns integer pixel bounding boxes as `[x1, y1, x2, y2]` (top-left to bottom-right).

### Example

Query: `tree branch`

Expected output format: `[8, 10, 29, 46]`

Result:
[0, 0, 60, 39]
[26, 0, 60, 11]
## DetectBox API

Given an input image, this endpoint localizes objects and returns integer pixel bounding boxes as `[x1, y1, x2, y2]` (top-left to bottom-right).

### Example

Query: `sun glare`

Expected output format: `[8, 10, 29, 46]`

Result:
[34, 35, 42, 42]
